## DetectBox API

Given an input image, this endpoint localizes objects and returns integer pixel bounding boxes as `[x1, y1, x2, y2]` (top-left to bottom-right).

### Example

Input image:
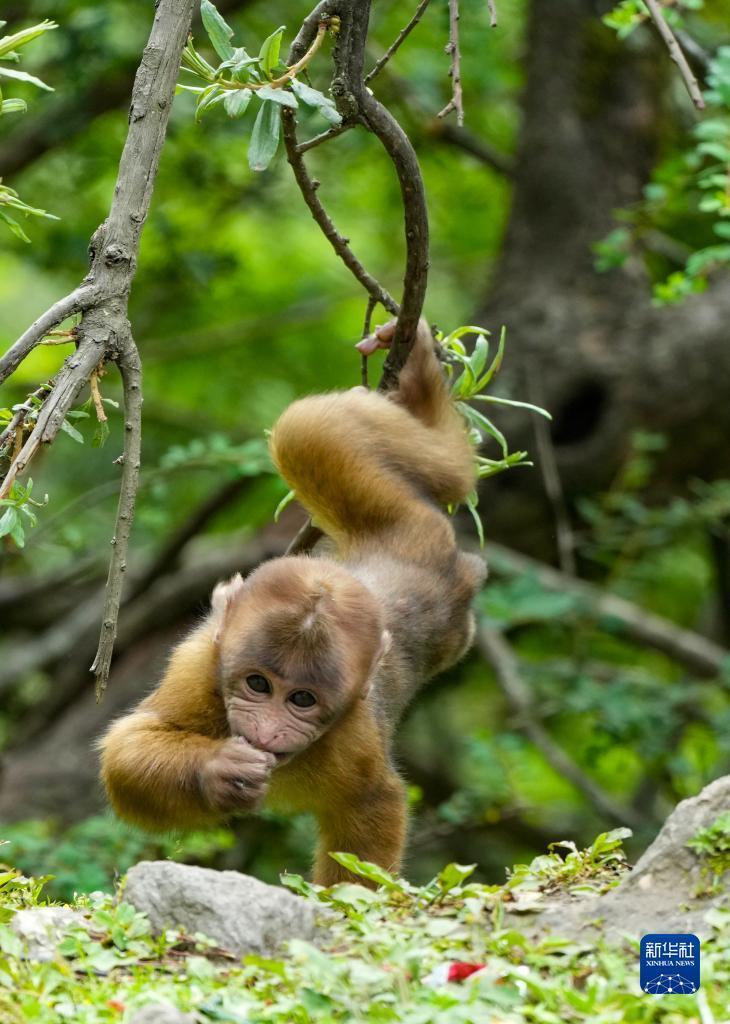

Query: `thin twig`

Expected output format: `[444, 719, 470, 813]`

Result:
[361, 295, 377, 387]
[437, 0, 464, 126]
[281, 109, 399, 314]
[0, 286, 92, 386]
[484, 542, 729, 678]
[0, 340, 103, 500]
[90, 369, 107, 423]
[478, 624, 642, 829]
[527, 369, 575, 575]
[427, 118, 514, 175]
[364, 0, 432, 84]
[296, 120, 353, 153]
[92, 335, 143, 699]
[213, 18, 333, 92]
[487, 0, 497, 29]
[644, 0, 705, 110]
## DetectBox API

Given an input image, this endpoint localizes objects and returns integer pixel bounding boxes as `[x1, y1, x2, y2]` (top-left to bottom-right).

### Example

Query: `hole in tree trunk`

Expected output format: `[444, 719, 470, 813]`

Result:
[551, 379, 608, 446]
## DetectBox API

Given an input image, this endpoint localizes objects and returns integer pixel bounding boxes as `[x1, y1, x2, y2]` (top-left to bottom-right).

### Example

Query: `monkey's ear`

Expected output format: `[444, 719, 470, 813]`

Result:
[361, 629, 391, 699]
[210, 573, 246, 643]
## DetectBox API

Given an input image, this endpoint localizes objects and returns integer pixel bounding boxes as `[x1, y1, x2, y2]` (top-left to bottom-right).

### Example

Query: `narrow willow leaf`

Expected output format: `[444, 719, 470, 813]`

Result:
[0, 97, 25, 114]
[469, 332, 489, 379]
[465, 493, 485, 547]
[0, 209, 30, 242]
[274, 489, 296, 522]
[474, 394, 552, 419]
[200, 0, 235, 60]
[93, 420, 110, 449]
[60, 419, 84, 444]
[224, 88, 252, 117]
[249, 98, 280, 171]
[257, 84, 298, 108]
[0, 66, 52, 90]
[290, 78, 341, 125]
[195, 85, 224, 121]
[258, 26, 286, 79]
[476, 324, 506, 389]
[0, 21, 57, 59]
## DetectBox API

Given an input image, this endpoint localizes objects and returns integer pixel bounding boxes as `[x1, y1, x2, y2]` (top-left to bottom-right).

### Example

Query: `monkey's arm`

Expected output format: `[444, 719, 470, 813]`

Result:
[99, 627, 271, 831]
[269, 320, 475, 557]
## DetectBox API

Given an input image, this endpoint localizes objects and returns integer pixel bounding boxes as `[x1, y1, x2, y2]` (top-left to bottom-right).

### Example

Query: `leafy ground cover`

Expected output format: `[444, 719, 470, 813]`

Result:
[0, 831, 728, 1023]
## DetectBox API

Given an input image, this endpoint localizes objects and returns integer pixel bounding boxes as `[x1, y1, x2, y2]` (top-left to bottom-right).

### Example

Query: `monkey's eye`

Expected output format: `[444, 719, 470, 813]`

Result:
[246, 674, 271, 694]
[289, 690, 316, 708]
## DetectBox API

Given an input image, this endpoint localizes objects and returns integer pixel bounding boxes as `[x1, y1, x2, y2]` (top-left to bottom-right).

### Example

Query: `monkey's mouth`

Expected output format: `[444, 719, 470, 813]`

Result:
[273, 751, 293, 764]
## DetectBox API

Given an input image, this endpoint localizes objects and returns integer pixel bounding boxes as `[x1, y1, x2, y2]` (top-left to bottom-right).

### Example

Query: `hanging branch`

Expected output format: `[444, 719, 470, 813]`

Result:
[364, 0, 432, 85]
[437, 0, 464, 126]
[487, 1, 498, 29]
[0, 0, 198, 697]
[478, 624, 643, 829]
[644, 0, 705, 110]
[282, 0, 430, 554]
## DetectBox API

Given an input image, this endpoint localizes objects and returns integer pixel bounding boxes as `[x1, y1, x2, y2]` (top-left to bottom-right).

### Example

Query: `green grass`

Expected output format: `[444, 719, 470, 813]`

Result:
[0, 830, 728, 1022]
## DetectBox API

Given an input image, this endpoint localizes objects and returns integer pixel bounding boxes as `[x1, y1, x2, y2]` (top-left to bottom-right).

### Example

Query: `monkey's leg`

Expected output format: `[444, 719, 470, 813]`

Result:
[313, 772, 408, 887]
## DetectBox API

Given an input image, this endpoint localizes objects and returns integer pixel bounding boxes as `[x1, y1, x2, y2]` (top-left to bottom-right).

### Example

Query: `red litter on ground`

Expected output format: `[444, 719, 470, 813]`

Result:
[423, 962, 487, 986]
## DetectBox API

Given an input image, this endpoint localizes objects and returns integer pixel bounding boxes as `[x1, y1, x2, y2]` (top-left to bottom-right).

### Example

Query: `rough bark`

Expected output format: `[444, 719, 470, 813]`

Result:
[478, 0, 730, 548]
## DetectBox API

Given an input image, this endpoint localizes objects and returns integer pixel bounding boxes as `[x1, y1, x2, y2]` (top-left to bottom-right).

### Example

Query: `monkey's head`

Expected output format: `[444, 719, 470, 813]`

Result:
[210, 556, 389, 763]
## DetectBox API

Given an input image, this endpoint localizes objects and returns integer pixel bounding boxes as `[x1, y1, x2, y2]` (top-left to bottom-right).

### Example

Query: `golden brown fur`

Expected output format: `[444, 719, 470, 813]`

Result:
[99, 319, 485, 885]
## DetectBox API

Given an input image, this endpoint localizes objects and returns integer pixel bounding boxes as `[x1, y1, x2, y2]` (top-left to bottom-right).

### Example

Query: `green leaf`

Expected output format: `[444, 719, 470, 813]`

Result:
[0, 506, 18, 539]
[465, 492, 485, 547]
[256, 84, 298, 108]
[248, 98, 281, 171]
[195, 84, 225, 121]
[0, 66, 52, 91]
[93, 420, 110, 449]
[328, 852, 400, 889]
[0, 97, 25, 114]
[258, 26, 286, 79]
[290, 78, 341, 125]
[274, 489, 296, 522]
[473, 394, 552, 419]
[476, 324, 506, 390]
[436, 862, 477, 892]
[60, 418, 84, 444]
[200, 0, 235, 60]
[280, 872, 316, 897]
[224, 88, 253, 118]
[0, 209, 30, 242]
[0, 21, 57, 59]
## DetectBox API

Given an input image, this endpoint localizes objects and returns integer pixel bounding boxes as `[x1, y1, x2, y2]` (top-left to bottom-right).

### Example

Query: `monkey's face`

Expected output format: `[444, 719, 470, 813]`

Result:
[222, 666, 341, 763]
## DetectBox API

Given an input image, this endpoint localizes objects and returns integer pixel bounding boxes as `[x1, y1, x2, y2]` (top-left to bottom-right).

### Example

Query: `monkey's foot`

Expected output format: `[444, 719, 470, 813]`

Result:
[355, 320, 396, 356]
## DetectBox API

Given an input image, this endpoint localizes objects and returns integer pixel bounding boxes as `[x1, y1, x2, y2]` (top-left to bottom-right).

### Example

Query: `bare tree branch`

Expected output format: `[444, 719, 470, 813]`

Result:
[0, 287, 92, 386]
[644, 0, 705, 110]
[487, 0, 498, 29]
[296, 121, 354, 153]
[91, 334, 142, 698]
[0, 0, 198, 697]
[437, 0, 464, 126]
[426, 117, 514, 176]
[281, 110, 399, 315]
[478, 624, 643, 829]
[364, 0, 432, 84]
[485, 542, 729, 678]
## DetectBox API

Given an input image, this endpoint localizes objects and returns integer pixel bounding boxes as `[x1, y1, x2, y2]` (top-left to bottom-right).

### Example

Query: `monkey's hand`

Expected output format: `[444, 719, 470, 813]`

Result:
[199, 737, 276, 814]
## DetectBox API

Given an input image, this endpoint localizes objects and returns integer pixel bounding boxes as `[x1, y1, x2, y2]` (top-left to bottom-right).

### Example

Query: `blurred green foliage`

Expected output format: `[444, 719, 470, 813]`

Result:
[1, 0, 730, 896]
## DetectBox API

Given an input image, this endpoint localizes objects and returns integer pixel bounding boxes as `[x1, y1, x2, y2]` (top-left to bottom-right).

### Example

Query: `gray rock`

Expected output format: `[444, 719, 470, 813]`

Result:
[124, 860, 325, 956]
[514, 775, 730, 944]
[11, 906, 86, 961]
[129, 1002, 196, 1024]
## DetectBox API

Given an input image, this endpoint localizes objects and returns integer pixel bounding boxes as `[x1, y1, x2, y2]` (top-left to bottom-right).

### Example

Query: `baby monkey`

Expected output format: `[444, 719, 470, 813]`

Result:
[100, 319, 485, 884]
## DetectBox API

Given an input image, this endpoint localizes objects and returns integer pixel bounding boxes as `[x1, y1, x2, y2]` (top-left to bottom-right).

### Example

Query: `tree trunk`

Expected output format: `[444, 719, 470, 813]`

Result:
[479, 0, 730, 549]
